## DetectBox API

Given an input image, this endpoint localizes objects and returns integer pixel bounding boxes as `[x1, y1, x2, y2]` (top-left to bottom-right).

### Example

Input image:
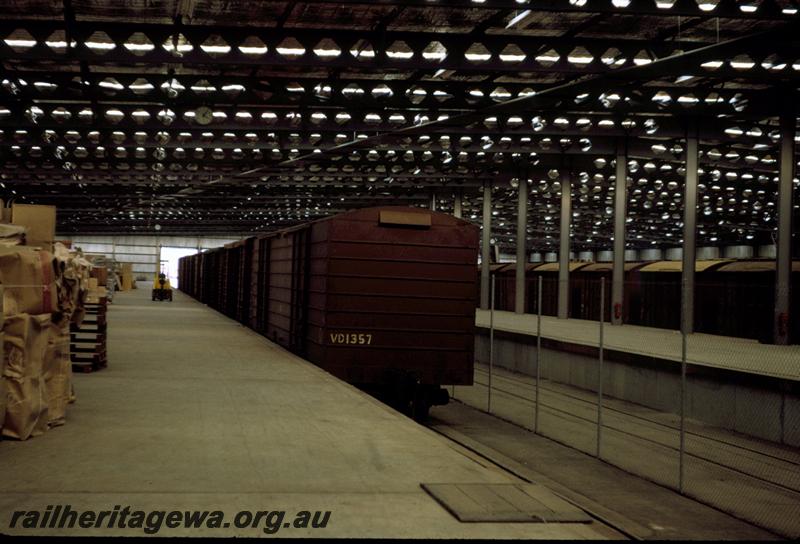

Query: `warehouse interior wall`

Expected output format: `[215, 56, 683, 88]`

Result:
[63, 235, 241, 280]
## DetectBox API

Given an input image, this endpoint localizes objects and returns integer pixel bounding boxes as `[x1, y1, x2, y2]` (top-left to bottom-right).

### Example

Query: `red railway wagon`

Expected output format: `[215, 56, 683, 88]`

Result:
[468, 258, 799, 344]
[473, 263, 514, 311]
[180, 206, 480, 418]
[487, 262, 591, 316]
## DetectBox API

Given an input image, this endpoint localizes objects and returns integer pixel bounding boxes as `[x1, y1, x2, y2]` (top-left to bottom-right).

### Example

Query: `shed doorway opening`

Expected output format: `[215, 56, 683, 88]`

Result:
[159, 246, 199, 289]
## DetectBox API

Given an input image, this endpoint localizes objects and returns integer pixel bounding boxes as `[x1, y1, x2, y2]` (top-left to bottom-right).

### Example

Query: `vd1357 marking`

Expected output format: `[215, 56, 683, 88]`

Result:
[329, 332, 372, 345]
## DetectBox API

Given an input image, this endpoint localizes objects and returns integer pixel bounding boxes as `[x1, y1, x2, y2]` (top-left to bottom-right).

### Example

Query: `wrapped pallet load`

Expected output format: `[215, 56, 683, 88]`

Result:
[2, 313, 51, 440]
[0, 209, 96, 439]
[43, 314, 71, 427]
[0, 247, 58, 316]
[120, 263, 133, 291]
[53, 243, 91, 328]
[88, 261, 111, 303]
[0, 223, 26, 247]
[0, 340, 6, 436]
[0, 244, 93, 438]
[49, 244, 92, 414]
[0, 247, 57, 439]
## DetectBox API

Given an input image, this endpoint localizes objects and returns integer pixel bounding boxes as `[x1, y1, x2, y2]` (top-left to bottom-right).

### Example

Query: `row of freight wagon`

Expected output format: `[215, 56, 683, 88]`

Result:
[489, 260, 800, 343]
[179, 207, 480, 419]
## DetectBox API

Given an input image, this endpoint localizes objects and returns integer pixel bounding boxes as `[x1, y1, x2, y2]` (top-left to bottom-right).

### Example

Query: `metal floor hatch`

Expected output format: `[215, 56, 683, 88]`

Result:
[421, 483, 593, 523]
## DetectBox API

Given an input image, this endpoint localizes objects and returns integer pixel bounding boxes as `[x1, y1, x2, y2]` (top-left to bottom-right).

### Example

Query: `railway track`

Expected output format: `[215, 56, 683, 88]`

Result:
[467, 366, 800, 497]
[475, 367, 800, 467]
[439, 366, 800, 538]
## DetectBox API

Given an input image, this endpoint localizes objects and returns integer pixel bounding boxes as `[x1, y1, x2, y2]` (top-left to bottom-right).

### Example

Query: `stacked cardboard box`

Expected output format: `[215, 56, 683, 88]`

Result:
[2, 313, 51, 439]
[0, 247, 53, 438]
[0, 209, 93, 440]
[54, 242, 92, 327]
[119, 263, 134, 291]
[86, 256, 116, 302]
[44, 316, 71, 427]
[0, 224, 25, 247]
[9, 203, 56, 251]
[90, 266, 108, 286]
[86, 277, 108, 304]
[0, 247, 59, 440]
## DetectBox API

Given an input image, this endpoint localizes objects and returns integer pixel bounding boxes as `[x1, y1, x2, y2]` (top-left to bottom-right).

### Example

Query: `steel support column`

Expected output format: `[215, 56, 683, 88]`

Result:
[775, 112, 796, 344]
[682, 123, 699, 335]
[612, 139, 628, 325]
[558, 170, 571, 319]
[480, 181, 492, 310]
[453, 188, 463, 218]
[430, 190, 437, 211]
[515, 179, 528, 314]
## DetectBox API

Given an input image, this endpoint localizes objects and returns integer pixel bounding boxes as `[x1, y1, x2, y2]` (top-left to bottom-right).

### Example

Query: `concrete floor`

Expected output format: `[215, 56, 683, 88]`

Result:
[0, 287, 622, 539]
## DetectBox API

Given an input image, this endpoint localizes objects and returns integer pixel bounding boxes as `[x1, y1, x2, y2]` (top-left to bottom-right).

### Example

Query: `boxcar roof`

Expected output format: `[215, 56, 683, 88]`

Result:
[580, 262, 647, 272]
[716, 260, 800, 273]
[256, 206, 476, 239]
[638, 260, 731, 273]
[531, 262, 591, 272]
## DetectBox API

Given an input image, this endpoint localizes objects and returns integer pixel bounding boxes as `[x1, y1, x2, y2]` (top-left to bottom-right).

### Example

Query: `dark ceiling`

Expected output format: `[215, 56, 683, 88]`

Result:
[0, 0, 798, 252]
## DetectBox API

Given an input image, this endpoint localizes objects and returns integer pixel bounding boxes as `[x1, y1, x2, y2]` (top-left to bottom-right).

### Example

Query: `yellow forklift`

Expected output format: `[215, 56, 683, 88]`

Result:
[152, 261, 173, 302]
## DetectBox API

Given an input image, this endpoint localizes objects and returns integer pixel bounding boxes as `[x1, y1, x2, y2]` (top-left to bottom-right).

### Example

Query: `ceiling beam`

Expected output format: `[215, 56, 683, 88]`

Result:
[273, 20, 798, 176]
[0, 19, 753, 75]
[222, 0, 795, 21]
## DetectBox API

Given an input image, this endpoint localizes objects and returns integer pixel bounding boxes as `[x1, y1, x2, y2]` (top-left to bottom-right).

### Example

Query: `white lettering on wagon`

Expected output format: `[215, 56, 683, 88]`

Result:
[329, 333, 372, 345]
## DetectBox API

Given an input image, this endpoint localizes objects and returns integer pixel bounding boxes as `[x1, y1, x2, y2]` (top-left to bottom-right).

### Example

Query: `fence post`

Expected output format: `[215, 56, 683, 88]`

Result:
[679, 277, 688, 493]
[596, 277, 605, 458]
[488, 274, 495, 414]
[535, 275, 542, 433]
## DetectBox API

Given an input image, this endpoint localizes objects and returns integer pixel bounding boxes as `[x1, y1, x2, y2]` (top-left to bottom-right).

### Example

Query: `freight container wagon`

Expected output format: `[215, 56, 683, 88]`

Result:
[477, 259, 799, 343]
[180, 206, 480, 419]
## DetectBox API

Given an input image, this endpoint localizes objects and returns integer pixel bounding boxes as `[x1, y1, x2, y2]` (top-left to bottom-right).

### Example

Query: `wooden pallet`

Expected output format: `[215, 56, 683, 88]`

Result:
[83, 310, 107, 320]
[71, 297, 109, 372]
[71, 358, 107, 373]
[71, 343, 106, 355]
[71, 320, 106, 332]
[70, 332, 106, 344]
[83, 301, 108, 317]
[70, 343, 107, 371]
[71, 323, 106, 333]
